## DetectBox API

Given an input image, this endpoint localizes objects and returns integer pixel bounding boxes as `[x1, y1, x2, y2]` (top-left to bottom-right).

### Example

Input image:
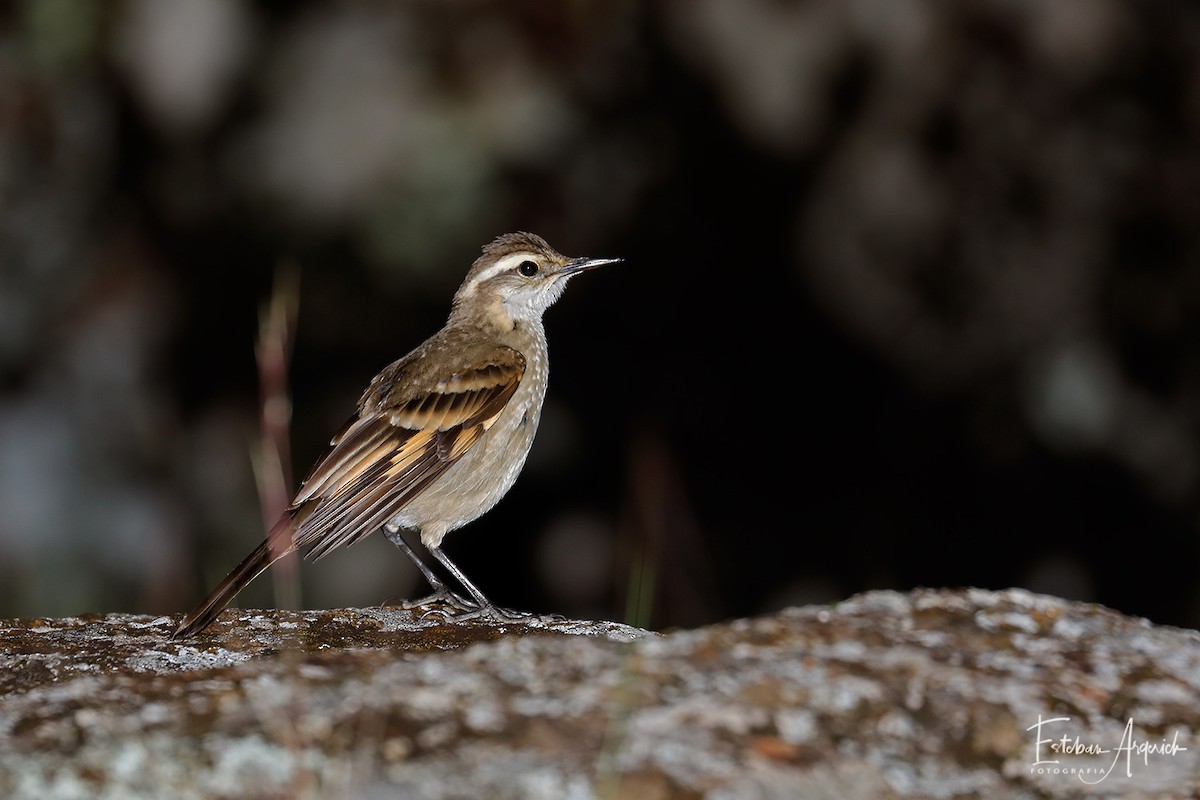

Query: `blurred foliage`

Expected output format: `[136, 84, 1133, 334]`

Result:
[0, 0, 1198, 629]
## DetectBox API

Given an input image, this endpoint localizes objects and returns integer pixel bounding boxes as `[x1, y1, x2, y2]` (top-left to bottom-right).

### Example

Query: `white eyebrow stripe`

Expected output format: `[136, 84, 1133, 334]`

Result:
[458, 254, 535, 297]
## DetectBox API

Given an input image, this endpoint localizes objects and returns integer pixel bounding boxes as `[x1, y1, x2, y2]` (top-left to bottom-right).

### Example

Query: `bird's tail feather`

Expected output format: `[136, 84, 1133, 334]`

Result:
[170, 515, 297, 640]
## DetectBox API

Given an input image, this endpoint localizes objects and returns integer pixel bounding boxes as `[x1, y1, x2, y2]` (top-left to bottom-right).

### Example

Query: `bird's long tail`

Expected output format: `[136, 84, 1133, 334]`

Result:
[170, 514, 297, 640]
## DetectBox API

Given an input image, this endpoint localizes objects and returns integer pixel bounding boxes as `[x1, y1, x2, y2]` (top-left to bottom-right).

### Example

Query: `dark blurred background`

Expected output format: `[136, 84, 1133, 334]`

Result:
[1, 0, 1198, 631]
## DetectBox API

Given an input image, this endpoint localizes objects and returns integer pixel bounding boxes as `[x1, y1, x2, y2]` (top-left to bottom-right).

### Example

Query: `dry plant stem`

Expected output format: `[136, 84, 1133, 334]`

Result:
[256, 264, 300, 614]
[256, 264, 299, 524]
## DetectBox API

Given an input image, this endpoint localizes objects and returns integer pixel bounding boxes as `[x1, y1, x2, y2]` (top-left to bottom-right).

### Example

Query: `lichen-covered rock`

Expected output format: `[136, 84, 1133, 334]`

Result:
[1, 589, 1197, 799]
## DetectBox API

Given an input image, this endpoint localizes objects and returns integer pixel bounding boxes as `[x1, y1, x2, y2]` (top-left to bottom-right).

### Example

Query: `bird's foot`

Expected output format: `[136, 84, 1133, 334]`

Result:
[441, 604, 557, 625]
[387, 588, 560, 625]
[396, 588, 480, 616]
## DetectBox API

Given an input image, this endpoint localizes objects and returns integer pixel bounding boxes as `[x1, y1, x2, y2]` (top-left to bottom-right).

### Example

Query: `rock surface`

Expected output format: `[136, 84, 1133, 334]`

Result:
[1, 589, 1197, 799]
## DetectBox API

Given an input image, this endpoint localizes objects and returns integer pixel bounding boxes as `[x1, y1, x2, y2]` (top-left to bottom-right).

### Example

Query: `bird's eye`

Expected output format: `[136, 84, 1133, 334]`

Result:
[517, 260, 539, 277]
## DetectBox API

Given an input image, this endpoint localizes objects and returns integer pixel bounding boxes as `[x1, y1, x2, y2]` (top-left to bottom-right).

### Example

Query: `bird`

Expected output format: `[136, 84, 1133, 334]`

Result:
[170, 232, 619, 639]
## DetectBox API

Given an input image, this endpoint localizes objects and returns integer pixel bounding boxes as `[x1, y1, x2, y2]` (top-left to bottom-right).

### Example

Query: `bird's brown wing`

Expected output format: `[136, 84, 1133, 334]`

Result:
[290, 347, 526, 560]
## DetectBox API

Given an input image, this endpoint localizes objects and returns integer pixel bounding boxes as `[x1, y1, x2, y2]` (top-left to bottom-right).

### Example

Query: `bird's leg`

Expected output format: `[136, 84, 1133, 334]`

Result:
[427, 545, 534, 623]
[382, 524, 478, 612]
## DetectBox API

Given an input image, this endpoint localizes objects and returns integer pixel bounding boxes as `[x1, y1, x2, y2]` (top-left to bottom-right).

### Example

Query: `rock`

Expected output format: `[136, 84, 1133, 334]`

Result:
[1, 589, 1197, 799]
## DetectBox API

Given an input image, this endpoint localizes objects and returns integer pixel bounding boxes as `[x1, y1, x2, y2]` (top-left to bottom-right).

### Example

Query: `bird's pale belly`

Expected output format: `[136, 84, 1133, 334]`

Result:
[393, 388, 543, 548]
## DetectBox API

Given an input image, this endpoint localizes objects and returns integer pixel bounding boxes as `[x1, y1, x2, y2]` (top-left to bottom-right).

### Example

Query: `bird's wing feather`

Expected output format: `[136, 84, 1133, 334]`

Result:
[290, 346, 525, 559]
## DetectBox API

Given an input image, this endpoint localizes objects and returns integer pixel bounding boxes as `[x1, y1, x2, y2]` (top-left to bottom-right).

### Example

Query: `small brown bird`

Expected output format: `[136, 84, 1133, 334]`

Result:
[171, 232, 618, 639]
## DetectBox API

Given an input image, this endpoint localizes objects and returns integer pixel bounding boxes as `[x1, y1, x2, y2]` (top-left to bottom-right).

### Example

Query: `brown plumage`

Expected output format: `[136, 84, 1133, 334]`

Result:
[171, 233, 617, 639]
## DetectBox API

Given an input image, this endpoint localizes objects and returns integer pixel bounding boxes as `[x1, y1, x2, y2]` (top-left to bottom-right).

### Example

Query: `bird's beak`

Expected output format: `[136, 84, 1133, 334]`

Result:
[562, 256, 622, 276]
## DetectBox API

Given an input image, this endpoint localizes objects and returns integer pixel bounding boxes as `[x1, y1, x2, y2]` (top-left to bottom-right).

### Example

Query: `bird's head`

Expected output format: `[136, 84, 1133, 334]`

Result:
[452, 232, 619, 325]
